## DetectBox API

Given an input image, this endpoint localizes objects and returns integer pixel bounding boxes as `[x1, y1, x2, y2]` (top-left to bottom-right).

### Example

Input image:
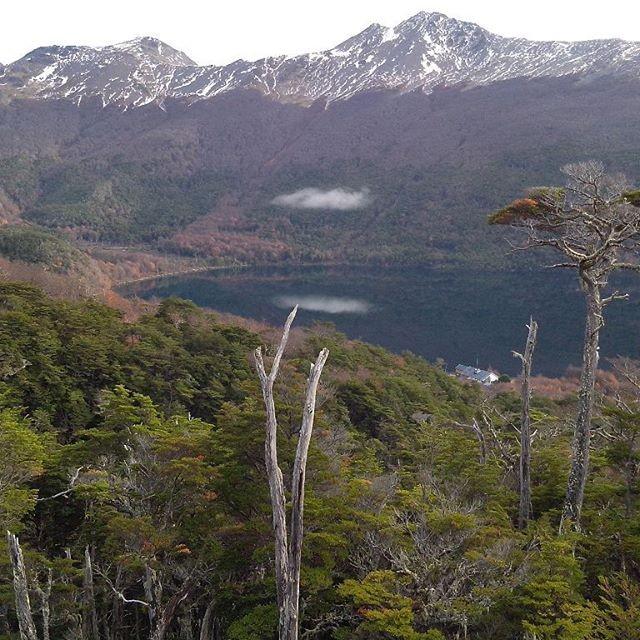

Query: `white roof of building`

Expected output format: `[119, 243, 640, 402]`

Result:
[455, 364, 498, 384]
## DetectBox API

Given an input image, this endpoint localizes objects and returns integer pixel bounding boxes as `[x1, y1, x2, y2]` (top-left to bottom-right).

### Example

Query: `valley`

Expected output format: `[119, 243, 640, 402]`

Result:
[1, 14, 640, 277]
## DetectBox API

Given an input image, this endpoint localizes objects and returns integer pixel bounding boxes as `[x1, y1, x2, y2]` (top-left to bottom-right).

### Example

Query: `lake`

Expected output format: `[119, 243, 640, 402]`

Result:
[121, 265, 640, 377]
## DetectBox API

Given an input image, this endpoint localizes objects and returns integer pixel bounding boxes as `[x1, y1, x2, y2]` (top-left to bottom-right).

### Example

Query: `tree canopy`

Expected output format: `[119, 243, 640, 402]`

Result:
[1, 281, 640, 638]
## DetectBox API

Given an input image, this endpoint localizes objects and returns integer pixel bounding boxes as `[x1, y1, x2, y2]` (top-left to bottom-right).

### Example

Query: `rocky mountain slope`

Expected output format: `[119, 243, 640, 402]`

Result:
[2, 12, 640, 107]
[0, 12, 639, 268]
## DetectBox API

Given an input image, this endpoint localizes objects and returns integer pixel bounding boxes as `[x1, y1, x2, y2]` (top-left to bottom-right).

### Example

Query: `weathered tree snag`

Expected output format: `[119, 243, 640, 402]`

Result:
[284, 349, 329, 635]
[513, 318, 538, 529]
[254, 306, 329, 640]
[83, 546, 100, 640]
[6, 531, 39, 640]
[254, 309, 295, 616]
[143, 564, 162, 636]
[34, 568, 52, 640]
[489, 161, 640, 531]
[149, 578, 193, 640]
[103, 617, 111, 640]
[560, 278, 602, 531]
[58, 550, 85, 640]
[100, 559, 192, 640]
[198, 601, 215, 640]
[110, 565, 125, 640]
[179, 610, 195, 640]
[61, 548, 84, 640]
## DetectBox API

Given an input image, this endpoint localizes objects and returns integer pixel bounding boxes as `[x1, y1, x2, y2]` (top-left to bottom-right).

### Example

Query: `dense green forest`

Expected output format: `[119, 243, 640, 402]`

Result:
[0, 227, 82, 273]
[1, 282, 639, 639]
[0, 152, 589, 268]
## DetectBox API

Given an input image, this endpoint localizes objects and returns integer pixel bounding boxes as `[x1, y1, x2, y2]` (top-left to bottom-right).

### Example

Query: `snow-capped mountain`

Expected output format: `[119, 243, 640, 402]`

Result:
[0, 37, 195, 107]
[2, 12, 640, 107]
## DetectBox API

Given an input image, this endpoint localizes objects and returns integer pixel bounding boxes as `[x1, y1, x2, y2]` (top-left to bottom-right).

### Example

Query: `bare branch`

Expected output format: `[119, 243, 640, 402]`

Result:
[545, 262, 578, 269]
[269, 306, 298, 385]
[451, 419, 487, 463]
[95, 568, 150, 607]
[615, 262, 640, 272]
[602, 292, 629, 306]
[37, 467, 84, 502]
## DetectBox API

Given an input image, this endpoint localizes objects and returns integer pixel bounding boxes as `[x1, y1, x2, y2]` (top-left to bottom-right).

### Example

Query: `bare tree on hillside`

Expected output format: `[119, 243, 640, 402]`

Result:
[490, 161, 640, 531]
[6, 532, 39, 640]
[513, 318, 538, 529]
[254, 307, 329, 640]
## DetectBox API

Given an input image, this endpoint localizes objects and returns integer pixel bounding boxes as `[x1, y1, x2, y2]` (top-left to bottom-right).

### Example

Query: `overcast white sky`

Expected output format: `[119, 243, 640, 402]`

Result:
[3, 0, 640, 65]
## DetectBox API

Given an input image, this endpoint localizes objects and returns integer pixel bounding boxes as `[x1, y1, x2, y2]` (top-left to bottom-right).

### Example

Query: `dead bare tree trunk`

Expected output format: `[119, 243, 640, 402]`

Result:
[62, 549, 84, 640]
[198, 601, 215, 640]
[83, 546, 100, 640]
[143, 564, 162, 637]
[6, 531, 39, 640]
[149, 581, 193, 640]
[513, 318, 538, 529]
[254, 307, 329, 640]
[561, 279, 602, 532]
[489, 161, 640, 532]
[101, 559, 192, 640]
[142, 564, 193, 640]
[179, 610, 194, 640]
[110, 565, 124, 640]
[34, 569, 52, 640]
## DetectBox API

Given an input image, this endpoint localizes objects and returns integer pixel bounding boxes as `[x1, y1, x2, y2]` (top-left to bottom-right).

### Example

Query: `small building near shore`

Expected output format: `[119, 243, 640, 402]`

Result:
[455, 364, 499, 386]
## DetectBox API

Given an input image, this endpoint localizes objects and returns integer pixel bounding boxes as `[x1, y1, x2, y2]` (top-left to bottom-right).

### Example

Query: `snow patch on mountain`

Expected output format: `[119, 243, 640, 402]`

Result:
[2, 12, 640, 107]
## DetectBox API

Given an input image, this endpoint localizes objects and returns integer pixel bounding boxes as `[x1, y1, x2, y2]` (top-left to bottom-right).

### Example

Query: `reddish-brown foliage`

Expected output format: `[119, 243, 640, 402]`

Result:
[488, 197, 544, 226]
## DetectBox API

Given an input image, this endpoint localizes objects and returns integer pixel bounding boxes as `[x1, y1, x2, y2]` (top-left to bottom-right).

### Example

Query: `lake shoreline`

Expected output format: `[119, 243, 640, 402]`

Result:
[117, 263, 640, 377]
[114, 260, 392, 288]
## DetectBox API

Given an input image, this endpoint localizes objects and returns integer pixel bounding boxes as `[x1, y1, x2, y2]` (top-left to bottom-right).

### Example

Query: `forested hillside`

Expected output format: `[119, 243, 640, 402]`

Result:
[1, 74, 640, 269]
[1, 282, 639, 639]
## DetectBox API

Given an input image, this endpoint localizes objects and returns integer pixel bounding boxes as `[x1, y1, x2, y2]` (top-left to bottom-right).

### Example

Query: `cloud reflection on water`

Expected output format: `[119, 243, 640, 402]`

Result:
[274, 294, 371, 314]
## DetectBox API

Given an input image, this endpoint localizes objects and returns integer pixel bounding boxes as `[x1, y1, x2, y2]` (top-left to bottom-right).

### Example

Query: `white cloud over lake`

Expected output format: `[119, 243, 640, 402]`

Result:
[271, 187, 371, 210]
[274, 295, 371, 314]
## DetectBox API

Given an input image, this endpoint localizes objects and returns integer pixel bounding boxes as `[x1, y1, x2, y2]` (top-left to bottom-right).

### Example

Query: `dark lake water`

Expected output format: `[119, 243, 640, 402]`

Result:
[121, 265, 640, 377]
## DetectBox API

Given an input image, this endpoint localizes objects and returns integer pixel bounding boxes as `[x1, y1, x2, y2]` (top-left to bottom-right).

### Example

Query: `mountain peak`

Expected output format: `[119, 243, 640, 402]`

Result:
[331, 22, 396, 54]
[396, 11, 489, 37]
[2, 12, 640, 108]
[110, 37, 196, 66]
[400, 10, 448, 24]
[116, 36, 164, 47]
[398, 11, 455, 30]
[19, 45, 83, 63]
